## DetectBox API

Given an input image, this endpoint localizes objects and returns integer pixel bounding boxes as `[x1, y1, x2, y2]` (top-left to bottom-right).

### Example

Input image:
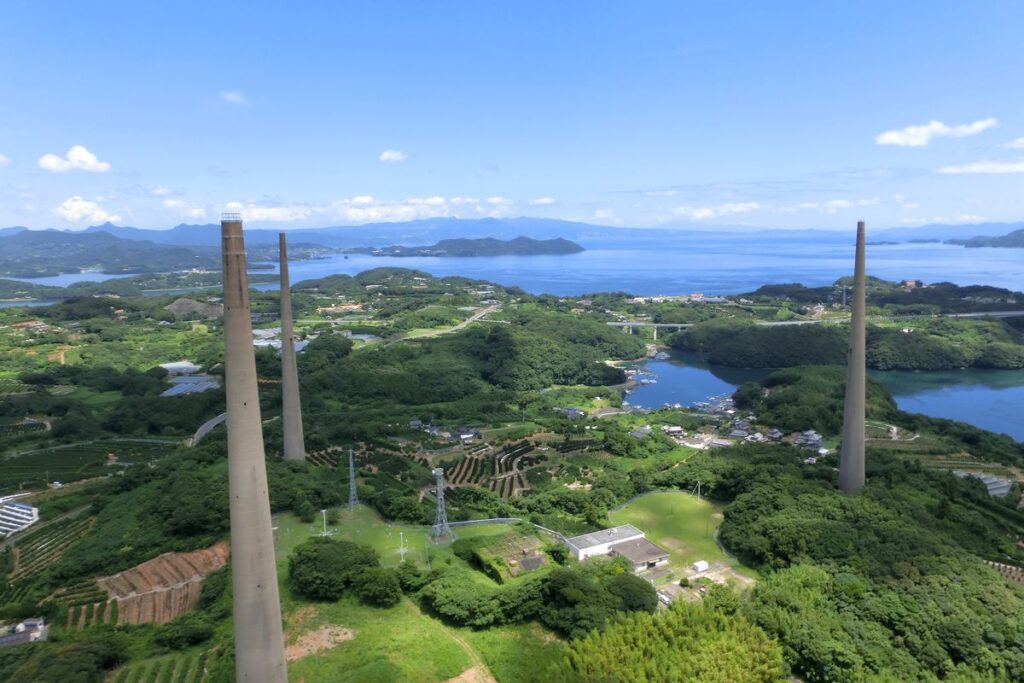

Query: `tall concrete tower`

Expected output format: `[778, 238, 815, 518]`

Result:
[221, 215, 288, 683]
[279, 233, 305, 461]
[839, 221, 867, 495]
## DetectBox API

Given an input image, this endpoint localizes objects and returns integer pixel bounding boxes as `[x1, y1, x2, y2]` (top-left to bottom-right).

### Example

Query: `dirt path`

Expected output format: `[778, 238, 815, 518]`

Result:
[408, 602, 496, 683]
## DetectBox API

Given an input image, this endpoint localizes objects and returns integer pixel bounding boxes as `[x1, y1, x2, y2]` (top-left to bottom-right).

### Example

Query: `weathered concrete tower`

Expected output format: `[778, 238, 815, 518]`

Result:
[221, 215, 288, 682]
[279, 233, 306, 461]
[839, 221, 867, 495]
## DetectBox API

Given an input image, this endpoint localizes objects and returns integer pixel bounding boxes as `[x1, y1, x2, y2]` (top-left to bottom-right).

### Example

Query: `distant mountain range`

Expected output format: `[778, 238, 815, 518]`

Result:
[2, 218, 1023, 280]
[0, 230, 217, 278]
[356, 236, 584, 257]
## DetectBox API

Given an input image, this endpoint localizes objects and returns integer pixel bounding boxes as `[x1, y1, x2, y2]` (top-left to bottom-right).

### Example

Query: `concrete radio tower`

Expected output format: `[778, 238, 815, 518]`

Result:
[279, 233, 306, 461]
[431, 468, 455, 542]
[221, 215, 288, 682]
[839, 221, 867, 495]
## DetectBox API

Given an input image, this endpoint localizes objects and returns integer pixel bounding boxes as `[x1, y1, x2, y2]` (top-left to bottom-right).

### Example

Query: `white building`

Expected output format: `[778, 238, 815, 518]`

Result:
[0, 496, 39, 538]
[564, 524, 645, 561]
[564, 524, 670, 573]
[159, 361, 202, 376]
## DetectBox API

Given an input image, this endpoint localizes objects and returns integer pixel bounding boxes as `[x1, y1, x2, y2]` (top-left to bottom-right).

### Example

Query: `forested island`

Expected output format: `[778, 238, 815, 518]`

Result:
[355, 236, 585, 257]
[949, 227, 1024, 248]
[1, 268, 1023, 682]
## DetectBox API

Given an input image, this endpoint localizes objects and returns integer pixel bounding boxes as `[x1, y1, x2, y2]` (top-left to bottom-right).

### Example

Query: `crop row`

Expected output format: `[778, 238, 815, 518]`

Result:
[66, 600, 117, 629]
[110, 650, 211, 683]
[10, 516, 95, 581]
[0, 580, 31, 605]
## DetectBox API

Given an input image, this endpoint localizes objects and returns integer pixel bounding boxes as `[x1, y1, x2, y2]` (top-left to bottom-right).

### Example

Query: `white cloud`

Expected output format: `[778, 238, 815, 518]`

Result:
[892, 194, 921, 209]
[592, 208, 622, 224]
[225, 201, 312, 222]
[1007, 138, 1024, 149]
[38, 145, 111, 172]
[529, 197, 556, 205]
[378, 149, 408, 163]
[672, 201, 761, 220]
[781, 197, 880, 214]
[486, 196, 513, 205]
[150, 185, 174, 196]
[937, 159, 1024, 174]
[162, 199, 207, 220]
[901, 214, 985, 225]
[350, 195, 375, 205]
[220, 90, 247, 105]
[644, 190, 678, 197]
[0, 153, 10, 167]
[53, 196, 120, 223]
[875, 118, 998, 147]
[449, 196, 479, 205]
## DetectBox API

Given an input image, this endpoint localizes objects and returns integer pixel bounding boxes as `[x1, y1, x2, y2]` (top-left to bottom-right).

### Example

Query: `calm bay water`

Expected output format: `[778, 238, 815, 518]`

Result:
[11, 239, 1023, 296]
[267, 241, 1024, 296]
[627, 351, 1024, 443]
[872, 369, 1024, 442]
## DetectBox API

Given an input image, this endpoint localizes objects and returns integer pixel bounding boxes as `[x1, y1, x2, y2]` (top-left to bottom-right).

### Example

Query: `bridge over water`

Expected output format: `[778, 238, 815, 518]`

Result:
[607, 310, 1024, 339]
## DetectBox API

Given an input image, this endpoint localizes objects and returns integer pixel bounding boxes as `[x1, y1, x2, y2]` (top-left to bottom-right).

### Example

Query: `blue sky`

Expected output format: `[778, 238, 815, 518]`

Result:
[1, 1, 1023, 230]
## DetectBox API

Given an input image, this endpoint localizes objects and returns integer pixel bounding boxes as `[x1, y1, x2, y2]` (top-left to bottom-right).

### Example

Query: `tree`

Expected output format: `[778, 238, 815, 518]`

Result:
[288, 538, 380, 601]
[353, 567, 402, 607]
[604, 572, 658, 614]
[556, 601, 784, 682]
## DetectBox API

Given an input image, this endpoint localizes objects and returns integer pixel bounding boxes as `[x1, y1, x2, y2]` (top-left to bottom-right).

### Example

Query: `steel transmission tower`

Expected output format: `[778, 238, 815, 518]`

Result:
[431, 468, 455, 542]
[348, 448, 359, 508]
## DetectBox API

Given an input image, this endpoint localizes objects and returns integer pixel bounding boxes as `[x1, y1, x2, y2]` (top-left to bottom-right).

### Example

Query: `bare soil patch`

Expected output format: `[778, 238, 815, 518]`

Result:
[446, 665, 497, 683]
[285, 625, 355, 661]
[98, 541, 229, 625]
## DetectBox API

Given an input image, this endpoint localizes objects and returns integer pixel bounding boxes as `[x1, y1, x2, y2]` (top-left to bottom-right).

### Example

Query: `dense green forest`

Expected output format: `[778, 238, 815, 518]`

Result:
[671, 317, 1024, 369]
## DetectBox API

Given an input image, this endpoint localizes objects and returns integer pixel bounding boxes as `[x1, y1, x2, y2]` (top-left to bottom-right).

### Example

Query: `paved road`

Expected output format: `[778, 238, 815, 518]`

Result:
[190, 412, 227, 446]
[387, 305, 502, 346]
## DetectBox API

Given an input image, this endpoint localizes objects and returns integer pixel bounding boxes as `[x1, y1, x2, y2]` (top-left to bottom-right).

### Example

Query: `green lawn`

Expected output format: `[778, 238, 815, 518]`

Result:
[461, 622, 566, 683]
[272, 505, 516, 572]
[609, 490, 755, 578]
[283, 596, 472, 683]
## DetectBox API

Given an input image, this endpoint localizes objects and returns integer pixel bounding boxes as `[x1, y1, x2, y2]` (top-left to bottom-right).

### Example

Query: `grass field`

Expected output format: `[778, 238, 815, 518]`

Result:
[271, 506, 558, 682]
[609, 490, 755, 579]
[460, 622, 565, 683]
[271, 505, 517, 573]
[283, 596, 473, 683]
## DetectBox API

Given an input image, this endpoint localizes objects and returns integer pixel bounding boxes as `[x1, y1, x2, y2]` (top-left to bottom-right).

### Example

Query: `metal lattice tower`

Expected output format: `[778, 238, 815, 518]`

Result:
[431, 468, 455, 542]
[348, 448, 359, 508]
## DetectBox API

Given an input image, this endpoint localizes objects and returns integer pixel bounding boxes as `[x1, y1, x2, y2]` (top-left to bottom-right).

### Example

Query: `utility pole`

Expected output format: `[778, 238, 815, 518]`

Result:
[399, 531, 406, 562]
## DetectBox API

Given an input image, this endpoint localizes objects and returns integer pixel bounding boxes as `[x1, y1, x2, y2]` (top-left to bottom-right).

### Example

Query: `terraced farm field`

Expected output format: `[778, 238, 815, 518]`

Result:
[0, 441, 166, 493]
[106, 649, 213, 683]
[8, 515, 95, 581]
